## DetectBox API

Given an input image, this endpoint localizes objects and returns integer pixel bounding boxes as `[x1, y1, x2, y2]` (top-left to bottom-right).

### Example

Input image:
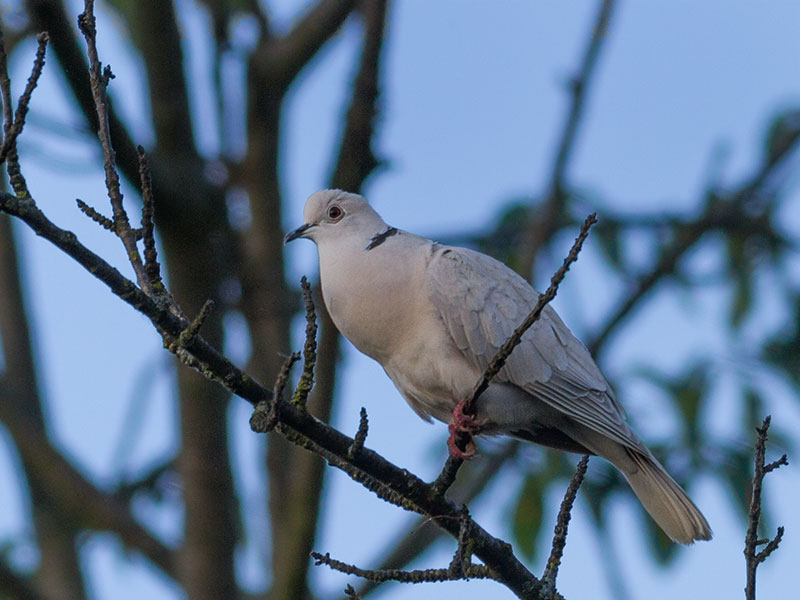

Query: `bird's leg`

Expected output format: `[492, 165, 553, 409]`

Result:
[447, 399, 487, 460]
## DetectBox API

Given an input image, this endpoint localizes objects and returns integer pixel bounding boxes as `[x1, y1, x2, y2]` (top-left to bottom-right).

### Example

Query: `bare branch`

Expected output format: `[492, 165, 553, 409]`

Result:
[291, 276, 318, 408]
[129, 1, 196, 158]
[330, 0, 389, 191]
[588, 133, 800, 357]
[343, 584, 361, 599]
[77, 1, 152, 295]
[0, 191, 265, 400]
[431, 455, 464, 498]
[518, 0, 616, 277]
[137, 146, 162, 288]
[311, 551, 497, 584]
[274, 352, 302, 402]
[264, 0, 358, 88]
[0, 559, 45, 600]
[175, 299, 215, 348]
[0, 31, 49, 166]
[542, 455, 590, 595]
[22, 0, 142, 194]
[744, 416, 788, 600]
[350, 442, 520, 600]
[0, 30, 48, 197]
[251, 352, 301, 434]
[76, 198, 115, 231]
[347, 407, 369, 460]
[0, 390, 176, 578]
[2, 161, 553, 600]
[0, 30, 13, 132]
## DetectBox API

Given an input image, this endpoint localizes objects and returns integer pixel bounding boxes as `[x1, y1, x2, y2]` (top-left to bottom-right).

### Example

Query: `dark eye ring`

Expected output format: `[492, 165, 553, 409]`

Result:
[327, 205, 343, 220]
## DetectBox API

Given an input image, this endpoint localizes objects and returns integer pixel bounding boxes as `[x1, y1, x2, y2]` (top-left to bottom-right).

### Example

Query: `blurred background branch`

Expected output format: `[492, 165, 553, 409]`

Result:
[0, 0, 798, 599]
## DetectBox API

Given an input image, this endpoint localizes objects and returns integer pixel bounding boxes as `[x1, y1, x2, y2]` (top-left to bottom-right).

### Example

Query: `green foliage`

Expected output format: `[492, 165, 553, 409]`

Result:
[512, 452, 614, 563]
[765, 109, 800, 164]
[473, 200, 532, 275]
[641, 506, 678, 565]
[764, 294, 800, 389]
[481, 138, 799, 564]
[593, 219, 624, 273]
[502, 106, 800, 565]
[726, 234, 755, 327]
[631, 364, 708, 458]
[720, 440, 755, 520]
[580, 461, 625, 523]
[512, 472, 547, 560]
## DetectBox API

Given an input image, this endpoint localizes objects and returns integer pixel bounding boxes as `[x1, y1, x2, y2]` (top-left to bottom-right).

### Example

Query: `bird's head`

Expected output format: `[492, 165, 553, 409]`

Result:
[284, 189, 386, 245]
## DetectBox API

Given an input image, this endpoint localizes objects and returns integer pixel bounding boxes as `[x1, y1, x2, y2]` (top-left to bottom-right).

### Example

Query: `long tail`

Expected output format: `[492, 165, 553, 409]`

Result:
[624, 449, 712, 544]
[551, 420, 711, 543]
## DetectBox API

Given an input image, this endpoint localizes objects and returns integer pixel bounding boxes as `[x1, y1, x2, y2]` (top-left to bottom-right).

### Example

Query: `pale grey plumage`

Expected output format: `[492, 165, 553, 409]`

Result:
[285, 189, 712, 544]
[427, 245, 642, 449]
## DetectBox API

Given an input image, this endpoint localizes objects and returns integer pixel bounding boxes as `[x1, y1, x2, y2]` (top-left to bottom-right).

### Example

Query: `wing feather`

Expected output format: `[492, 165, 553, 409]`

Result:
[427, 245, 645, 453]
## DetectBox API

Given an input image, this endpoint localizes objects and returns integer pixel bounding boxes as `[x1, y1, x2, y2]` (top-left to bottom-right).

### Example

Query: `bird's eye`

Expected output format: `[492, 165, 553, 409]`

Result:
[327, 205, 343, 221]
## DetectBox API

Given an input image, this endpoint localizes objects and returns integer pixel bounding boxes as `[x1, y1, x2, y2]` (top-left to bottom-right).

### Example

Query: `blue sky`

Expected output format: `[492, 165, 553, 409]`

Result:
[1, 1, 799, 599]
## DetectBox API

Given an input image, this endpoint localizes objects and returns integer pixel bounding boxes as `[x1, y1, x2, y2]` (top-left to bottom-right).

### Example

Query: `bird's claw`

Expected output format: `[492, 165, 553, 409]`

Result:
[447, 427, 477, 459]
[447, 399, 487, 460]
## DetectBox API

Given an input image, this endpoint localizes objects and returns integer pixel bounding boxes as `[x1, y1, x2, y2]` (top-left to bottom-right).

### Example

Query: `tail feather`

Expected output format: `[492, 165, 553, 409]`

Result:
[548, 419, 711, 543]
[624, 449, 712, 544]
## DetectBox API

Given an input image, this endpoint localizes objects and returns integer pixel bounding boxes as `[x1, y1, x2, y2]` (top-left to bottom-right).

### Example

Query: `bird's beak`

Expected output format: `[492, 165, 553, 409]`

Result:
[284, 223, 315, 244]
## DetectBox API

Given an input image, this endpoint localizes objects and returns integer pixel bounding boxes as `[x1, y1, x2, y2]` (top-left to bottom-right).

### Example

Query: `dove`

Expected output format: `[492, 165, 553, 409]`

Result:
[285, 189, 712, 544]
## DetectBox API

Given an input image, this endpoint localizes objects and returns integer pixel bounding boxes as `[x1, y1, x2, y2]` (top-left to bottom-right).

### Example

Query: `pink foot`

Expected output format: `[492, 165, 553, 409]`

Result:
[446, 400, 487, 460]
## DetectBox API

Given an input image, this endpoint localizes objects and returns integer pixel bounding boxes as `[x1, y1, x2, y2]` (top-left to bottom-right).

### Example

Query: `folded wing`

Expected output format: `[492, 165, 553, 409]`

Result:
[426, 245, 647, 454]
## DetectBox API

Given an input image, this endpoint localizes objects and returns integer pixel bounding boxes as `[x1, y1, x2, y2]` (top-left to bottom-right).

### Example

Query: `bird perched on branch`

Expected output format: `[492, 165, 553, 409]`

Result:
[285, 189, 712, 544]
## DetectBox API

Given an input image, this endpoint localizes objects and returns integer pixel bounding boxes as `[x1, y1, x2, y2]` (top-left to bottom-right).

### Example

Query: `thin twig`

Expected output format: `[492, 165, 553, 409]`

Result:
[0, 32, 49, 196]
[0, 32, 49, 165]
[291, 276, 318, 408]
[279, 422, 427, 515]
[76, 198, 115, 231]
[274, 352, 302, 402]
[352, 441, 521, 600]
[448, 506, 473, 577]
[542, 455, 590, 595]
[251, 352, 301, 434]
[77, 1, 153, 295]
[744, 416, 788, 600]
[0, 30, 13, 134]
[176, 299, 215, 348]
[431, 455, 464, 498]
[311, 551, 497, 584]
[347, 407, 369, 459]
[138, 146, 163, 288]
[343, 584, 361, 600]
